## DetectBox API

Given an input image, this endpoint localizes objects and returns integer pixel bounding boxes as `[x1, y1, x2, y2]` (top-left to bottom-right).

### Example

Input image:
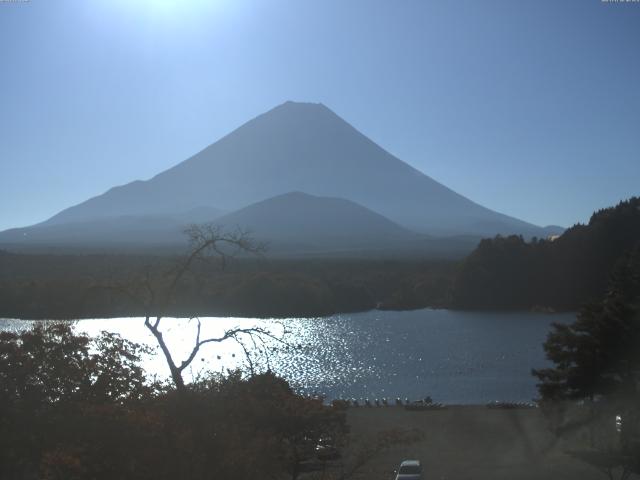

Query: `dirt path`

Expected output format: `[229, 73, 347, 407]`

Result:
[343, 406, 607, 480]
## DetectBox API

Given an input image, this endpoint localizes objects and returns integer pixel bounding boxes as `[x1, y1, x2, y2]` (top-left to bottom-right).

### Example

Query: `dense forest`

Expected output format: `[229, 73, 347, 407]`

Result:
[452, 197, 640, 311]
[0, 253, 455, 319]
[2, 197, 639, 319]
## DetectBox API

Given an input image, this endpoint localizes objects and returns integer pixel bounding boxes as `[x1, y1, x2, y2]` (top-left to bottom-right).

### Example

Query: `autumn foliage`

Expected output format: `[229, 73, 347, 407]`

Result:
[0, 323, 346, 480]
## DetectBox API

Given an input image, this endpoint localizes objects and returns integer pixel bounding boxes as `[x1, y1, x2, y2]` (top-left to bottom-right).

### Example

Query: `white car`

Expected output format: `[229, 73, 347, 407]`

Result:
[395, 459, 422, 480]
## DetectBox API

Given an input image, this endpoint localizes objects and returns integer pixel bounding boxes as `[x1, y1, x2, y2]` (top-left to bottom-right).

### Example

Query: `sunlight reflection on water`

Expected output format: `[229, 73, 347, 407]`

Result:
[0, 309, 574, 404]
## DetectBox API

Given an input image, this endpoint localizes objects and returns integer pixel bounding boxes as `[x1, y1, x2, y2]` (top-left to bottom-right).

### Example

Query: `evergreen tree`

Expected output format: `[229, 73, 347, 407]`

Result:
[533, 247, 640, 478]
[533, 247, 640, 401]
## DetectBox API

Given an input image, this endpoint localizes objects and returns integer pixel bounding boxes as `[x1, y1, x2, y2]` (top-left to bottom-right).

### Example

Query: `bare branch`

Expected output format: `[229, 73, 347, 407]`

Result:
[234, 335, 255, 376]
[174, 318, 202, 372]
[97, 223, 274, 392]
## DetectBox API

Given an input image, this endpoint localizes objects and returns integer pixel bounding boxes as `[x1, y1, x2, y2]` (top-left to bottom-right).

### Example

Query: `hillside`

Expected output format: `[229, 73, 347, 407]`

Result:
[214, 192, 415, 252]
[0, 191, 481, 257]
[451, 197, 640, 310]
[0, 206, 224, 250]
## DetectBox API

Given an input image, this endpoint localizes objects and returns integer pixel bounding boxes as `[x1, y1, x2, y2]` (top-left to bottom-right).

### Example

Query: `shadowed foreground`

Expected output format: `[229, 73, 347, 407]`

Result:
[344, 406, 604, 480]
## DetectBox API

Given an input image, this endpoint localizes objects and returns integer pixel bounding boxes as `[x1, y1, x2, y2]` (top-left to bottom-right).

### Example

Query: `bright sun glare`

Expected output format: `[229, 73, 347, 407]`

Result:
[105, 0, 223, 25]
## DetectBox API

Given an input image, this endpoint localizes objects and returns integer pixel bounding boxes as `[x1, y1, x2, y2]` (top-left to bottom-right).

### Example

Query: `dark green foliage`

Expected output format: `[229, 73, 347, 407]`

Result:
[0, 256, 456, 319]
[533, 247, 640, 400]
[533, 247, 640, 477]
[0, 323, 347, 480]
[0, 323, 153, 407]
[453, 197, 640, 310]
[0, 323, 156, 480]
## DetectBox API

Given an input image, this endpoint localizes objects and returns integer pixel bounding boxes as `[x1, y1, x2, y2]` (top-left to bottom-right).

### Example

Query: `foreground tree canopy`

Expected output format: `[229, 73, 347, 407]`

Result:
[534, 247, 640, 401]
[533, 247, 640, 479]
[0, 323, 347, 480]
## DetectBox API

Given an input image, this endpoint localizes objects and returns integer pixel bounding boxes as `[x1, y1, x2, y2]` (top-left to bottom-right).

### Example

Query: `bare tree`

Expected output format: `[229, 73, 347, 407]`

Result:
[98, 223, 287, 392]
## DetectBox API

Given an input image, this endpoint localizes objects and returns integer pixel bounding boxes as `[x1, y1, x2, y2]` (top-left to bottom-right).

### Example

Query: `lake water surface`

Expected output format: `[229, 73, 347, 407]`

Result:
[0, 309, 574, 404]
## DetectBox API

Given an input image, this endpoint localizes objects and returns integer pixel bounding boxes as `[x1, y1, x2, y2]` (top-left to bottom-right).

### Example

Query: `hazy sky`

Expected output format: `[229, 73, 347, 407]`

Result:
[1, 0, 639, 231]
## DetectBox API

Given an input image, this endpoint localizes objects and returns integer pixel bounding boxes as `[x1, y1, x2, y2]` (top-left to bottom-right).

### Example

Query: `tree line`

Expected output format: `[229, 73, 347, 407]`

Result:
[452, 197, 640, 311]
[0, 252, 455, 319]
[533, 245, 640, 479]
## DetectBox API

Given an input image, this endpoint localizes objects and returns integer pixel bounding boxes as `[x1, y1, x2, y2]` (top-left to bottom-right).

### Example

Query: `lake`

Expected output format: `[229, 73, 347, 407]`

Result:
[0, 309, 574, 404]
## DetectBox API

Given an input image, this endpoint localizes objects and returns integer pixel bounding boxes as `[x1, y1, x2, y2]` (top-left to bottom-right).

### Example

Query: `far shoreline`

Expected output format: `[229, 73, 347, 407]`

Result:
[0, 305, 577, 322]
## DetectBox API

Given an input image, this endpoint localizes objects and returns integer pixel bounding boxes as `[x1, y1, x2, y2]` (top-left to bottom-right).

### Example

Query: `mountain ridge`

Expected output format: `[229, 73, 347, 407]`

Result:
[11, 101, 561, 244]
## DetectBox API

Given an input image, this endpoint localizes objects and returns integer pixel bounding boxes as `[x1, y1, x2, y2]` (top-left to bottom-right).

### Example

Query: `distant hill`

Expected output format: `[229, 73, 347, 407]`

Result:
[32, 101, 555, 240]
[452, 197, 640, 310]
[214, 192, 482, 257]
[214, 192, 415, 252]
[0, 215, 184, 248]
[0, 192, 482, 258]
[0, 206, 224, 251]
[178, 206, 225, 224]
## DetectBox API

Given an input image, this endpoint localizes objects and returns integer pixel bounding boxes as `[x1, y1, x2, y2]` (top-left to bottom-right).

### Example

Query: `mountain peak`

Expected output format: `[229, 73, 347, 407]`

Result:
[267, 100, 333, 118]
[279, 100, 327, 109]
[29, 102, 548, 239]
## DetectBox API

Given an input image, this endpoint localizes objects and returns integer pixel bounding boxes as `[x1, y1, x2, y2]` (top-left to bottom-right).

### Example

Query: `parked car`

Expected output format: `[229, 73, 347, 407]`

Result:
[394, 459, 422, 480]
[315, 436, 341, 461]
